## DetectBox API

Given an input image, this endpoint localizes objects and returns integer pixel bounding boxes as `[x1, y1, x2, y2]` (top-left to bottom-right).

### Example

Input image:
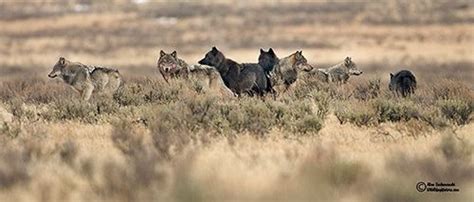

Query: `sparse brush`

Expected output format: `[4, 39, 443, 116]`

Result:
[148, 105, 193, 159]
[0, 79, 68, 104]
[374, 98, 420, 123]
[309, 91, 331, 120]
[59, 140, 78, 165]
[418, 107, 449, 129]
[438, 99, 473, 126]
[431, 79, 474, 101]
[295, 115, 323, 134]
[44, 99, 97, 123]
[335, 101, 377, 127]
[354, 78, 381, 101]
[436, 135, 472, 162]
[0, 121, 22, 139]
[111, 119, 145, 157]
[113, 82, 146, 106]
[0, 148, 30, 189]
[231, 99, 274, 135]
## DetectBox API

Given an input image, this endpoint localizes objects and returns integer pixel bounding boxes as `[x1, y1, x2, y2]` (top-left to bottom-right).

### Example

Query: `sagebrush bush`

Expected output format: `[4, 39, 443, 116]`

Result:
[308, 91, 330, 120]
[374, 99, 420, 123]
[43, 99, 97, 123]
[113, 83, 146, 106]
[58, 140, 78, 166]
[438, 99, 473, 125]
[335, 101, 377, 127]
[295, 115, 323, 134]
[418, 106, 449, 129]
[111, 120, 145, 156]
[0, 79, 69, 104]
[230, 99, 275, 135]
[354, 78, 380, 101]
[431, 79, 474, 101]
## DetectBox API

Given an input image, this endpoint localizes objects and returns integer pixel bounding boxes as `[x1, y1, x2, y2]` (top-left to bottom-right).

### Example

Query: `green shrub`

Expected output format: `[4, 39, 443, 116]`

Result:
[418, 107, 449, 129]
[295, 115, 323, 134]
[374, 99, 419, 123]
[226, 99, 274, 135]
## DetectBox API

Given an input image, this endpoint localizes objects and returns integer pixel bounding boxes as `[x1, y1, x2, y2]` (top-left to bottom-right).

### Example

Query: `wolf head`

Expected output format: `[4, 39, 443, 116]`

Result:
[198, 47, 225, 67]
[158, 50, 180, 74]
[344, 57, 362, 75]
[49, 57, 68, 78]
[293, 51, 313, 71]
[258, 48, 279, 72]
[388, 73, 396, 91]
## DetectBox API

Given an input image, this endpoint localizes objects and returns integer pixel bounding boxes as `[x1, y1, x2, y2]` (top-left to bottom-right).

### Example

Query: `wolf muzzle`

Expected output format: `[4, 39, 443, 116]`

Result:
[198, 58, 207, 65]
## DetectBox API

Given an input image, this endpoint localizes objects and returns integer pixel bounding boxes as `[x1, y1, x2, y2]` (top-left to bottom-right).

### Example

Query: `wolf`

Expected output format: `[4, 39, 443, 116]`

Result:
[198, 47, 269, 97]
[48, 57, 123, 101]
[259, 49, 313, 91]
[157, 50, 190, 83]
[317, 57, 362, 84]
[188, 64, 236, 97]
[389, 70, 417, 97]
[242, 63, 276, 97]
[258, 48, 279, 73]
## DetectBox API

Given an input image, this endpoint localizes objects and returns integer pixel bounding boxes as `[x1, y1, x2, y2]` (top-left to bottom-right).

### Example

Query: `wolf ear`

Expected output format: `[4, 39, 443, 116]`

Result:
[345, 57, 351, 64]
[171, 51, 177, 58]
[160, 50, 165, 57]
[269, 48, 274, 54]
[390, 73, 394, 78]
[59, 57, 65, 65]
[260, 48, 265, 54]
[212, 46, 218, 52]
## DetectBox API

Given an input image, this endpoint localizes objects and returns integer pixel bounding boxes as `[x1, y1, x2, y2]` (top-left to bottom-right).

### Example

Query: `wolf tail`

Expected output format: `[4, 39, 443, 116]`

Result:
[401, 76, 416, 96]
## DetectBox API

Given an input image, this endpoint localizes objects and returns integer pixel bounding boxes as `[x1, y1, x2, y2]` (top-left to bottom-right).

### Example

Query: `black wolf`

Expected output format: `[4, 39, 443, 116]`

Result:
[258, 48, 312, 92]
[258, 48, 279, 73]
[389, 70, 417, 97]
[198, 47, 270, 97]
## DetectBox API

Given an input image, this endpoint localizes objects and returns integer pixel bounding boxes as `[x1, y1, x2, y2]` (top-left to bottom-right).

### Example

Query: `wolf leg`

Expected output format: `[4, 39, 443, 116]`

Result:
[82, 83, 94, 101]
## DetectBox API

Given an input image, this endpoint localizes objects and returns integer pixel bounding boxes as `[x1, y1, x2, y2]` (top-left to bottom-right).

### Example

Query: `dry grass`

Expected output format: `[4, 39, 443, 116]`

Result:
[0, 1, 473, 201]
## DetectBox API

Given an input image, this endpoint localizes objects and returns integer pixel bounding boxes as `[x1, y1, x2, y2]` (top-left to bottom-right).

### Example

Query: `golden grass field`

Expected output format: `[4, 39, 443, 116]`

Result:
[0, 1, 473, 201]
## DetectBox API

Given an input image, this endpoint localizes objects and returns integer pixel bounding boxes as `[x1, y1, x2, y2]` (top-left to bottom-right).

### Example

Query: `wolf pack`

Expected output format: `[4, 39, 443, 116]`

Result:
[48, 47, 417, 101]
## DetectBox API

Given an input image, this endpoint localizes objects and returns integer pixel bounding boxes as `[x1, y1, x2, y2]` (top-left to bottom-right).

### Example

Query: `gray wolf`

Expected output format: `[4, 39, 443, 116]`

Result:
[389, 70, 417, 97]
[259, 49, 313, 91]
[198, 47, 269, 97]
[317, 57, 362, 84]
[188, 64, 235, 97]
[48, 57, 123, 100]
[157, 50, 190, 83]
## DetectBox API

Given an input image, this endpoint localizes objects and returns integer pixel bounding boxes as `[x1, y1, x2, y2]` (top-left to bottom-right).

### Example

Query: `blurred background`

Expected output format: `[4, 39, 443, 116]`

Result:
[0, 0, 473, 86]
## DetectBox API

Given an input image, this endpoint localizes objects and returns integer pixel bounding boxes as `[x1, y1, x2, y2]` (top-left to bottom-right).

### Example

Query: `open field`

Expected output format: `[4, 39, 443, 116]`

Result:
[0, 1, 473, 201]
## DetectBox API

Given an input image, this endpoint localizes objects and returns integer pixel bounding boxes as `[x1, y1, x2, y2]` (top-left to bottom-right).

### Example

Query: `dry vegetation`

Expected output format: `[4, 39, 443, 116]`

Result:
[0, 1, 473, 201]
